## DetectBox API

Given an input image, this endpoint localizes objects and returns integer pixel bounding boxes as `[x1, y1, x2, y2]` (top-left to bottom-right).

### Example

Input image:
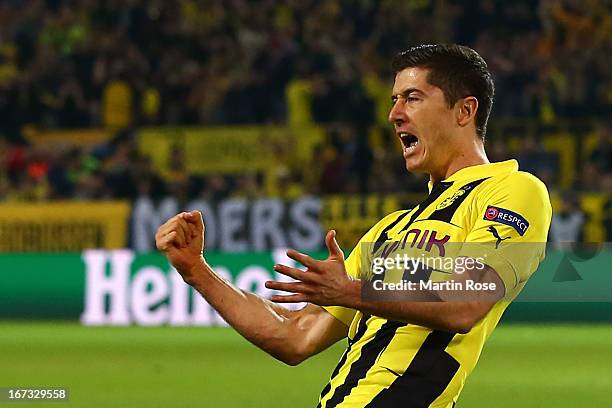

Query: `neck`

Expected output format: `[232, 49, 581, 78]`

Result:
[429, 138, 489, 184]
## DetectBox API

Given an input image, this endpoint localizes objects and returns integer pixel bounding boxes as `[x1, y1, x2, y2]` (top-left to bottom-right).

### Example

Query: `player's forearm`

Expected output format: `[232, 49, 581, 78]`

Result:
[356, 299, 484, 333]
[344, 280, 489, 333]
[181, 259, 308, 364]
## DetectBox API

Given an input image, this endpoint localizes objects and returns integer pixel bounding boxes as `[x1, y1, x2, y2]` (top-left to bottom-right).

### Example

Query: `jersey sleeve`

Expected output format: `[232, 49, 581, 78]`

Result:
[459, 172, 552, 295]
[323, 210, 409, 326]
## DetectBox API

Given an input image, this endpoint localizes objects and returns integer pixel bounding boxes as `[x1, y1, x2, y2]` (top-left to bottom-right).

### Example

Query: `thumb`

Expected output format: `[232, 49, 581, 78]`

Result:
[184, 210, 205, 234]
[325, 230, 344, 260]
[193, 210, 205, 234]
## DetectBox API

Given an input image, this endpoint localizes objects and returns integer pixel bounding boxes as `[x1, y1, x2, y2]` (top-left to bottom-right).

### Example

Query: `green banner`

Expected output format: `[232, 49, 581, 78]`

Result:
[0, 250, 298, 324]
[0, 248, 611, 323]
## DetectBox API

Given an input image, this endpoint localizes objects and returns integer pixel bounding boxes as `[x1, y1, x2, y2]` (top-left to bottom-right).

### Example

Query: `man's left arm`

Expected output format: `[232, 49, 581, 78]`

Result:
[267, 173, 552, 333]
[267, 232, 502, 334]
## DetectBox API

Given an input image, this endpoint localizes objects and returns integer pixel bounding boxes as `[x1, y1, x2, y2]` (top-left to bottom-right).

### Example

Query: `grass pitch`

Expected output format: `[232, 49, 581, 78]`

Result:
[1, 322, 611, 407]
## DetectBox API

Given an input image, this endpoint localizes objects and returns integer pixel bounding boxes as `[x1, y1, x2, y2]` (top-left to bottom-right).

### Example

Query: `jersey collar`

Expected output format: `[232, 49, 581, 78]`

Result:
[428, 160, 519, 192]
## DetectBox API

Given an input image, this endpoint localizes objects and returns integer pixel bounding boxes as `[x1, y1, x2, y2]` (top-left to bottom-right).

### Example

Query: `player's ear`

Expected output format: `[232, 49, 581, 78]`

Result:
[456, 96, 478, 128]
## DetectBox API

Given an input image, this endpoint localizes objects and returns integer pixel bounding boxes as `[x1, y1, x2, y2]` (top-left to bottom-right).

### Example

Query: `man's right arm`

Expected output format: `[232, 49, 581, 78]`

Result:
[155, 211, 348, 366]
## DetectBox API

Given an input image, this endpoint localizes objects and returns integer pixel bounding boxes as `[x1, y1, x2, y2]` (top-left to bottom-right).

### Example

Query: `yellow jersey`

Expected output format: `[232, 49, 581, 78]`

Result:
[319, 160, 552, 408]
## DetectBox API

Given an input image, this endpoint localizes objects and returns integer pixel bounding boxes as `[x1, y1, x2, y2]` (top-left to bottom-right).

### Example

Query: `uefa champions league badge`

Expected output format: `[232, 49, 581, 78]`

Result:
[483, 206, 529, 236]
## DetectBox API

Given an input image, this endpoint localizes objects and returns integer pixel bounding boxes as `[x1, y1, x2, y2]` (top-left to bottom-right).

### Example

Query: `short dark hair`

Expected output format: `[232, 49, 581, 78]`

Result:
[392, 44, 495, 140]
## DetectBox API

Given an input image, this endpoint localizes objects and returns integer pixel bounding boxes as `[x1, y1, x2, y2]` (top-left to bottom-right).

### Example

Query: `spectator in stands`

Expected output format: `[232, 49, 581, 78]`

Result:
[581, 125, 612, 192]
[550, 192, 584, 243]
[101, 61, 134, 129]
[589, 125, 612, 189]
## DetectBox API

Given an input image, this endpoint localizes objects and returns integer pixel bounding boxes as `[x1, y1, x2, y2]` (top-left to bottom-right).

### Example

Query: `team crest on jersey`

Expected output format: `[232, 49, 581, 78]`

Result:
[484, 205, 529, 236]
[435, 189, 466, 210]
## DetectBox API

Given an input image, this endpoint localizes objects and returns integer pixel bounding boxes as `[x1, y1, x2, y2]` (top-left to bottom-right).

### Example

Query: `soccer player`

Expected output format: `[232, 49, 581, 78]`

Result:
[155, 44, 551, 407]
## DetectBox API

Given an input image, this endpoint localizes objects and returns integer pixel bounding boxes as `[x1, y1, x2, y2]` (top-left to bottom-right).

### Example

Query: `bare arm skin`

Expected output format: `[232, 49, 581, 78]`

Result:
[267, 230, 505, 334]
[155, 211, 348, 365]
[341, 282, 496, 334]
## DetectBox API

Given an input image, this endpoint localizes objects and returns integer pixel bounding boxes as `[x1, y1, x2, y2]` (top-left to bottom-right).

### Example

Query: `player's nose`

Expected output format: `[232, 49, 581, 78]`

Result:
[388, 99, 406, 125]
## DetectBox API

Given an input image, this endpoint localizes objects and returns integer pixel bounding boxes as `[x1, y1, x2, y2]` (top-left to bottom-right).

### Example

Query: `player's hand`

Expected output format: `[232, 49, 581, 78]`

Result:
[155, 211, 205, 284]
[265, 230, 358, 307]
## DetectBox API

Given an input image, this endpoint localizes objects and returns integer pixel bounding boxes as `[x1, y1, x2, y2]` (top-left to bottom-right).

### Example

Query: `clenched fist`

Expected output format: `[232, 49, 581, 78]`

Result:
[155, 210, 205, 284]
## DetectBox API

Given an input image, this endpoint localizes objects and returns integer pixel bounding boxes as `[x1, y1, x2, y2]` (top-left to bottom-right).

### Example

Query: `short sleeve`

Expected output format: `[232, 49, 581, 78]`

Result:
[459, 172, 552, 295]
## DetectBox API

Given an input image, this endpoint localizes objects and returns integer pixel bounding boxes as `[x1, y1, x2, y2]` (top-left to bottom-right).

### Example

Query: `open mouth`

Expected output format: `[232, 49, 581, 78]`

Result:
[399, 133, 419, 151]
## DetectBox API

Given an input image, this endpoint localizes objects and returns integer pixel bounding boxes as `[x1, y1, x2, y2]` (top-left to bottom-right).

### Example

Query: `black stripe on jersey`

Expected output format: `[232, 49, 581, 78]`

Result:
[372, 211, 411, 254]
[372, 181, 452, 256]
[374, 182, 452, 281]
[325, 320, 405, 407]
[398, 181, 453, 234]
[402, 262, 433, 283]
[351, 313, 372, 346]
[317, 313, 372, 407]
[365, 330, 459, 408]
[427, 178, 489, 223]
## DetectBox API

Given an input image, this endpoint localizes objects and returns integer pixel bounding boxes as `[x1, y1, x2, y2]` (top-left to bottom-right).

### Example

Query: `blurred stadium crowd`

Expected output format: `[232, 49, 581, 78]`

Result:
[0, 0, 610, 129]
[0, 0, 610, 243]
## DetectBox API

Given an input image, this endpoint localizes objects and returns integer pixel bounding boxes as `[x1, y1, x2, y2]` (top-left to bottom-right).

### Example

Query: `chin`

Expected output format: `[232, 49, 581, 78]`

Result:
[405, 160, 426, 173]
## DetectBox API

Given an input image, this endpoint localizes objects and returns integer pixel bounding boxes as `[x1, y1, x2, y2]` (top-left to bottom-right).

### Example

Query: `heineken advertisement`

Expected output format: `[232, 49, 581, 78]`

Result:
[0, 249, 316, 325]
[1, 247, 611, 324]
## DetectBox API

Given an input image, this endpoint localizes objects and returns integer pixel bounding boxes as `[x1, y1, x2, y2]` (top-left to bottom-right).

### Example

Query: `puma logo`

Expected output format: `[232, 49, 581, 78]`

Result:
[487, 226, 510, 249]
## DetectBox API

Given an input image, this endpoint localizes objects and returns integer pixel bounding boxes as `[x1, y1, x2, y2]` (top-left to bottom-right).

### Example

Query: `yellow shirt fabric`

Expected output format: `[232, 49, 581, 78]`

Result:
[320, 160, 552, 408]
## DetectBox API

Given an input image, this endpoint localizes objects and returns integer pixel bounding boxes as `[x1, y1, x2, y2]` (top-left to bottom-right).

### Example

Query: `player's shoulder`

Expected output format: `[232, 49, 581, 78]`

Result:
[472, 168, 552, 241]
[508, 169, 548, 188]
[477, 168, 552, 223]
[483, 167, 550, 200]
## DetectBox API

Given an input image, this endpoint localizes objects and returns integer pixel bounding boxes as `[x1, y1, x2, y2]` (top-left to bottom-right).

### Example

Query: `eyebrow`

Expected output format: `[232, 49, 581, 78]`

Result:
[391, 87, 426, 101]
